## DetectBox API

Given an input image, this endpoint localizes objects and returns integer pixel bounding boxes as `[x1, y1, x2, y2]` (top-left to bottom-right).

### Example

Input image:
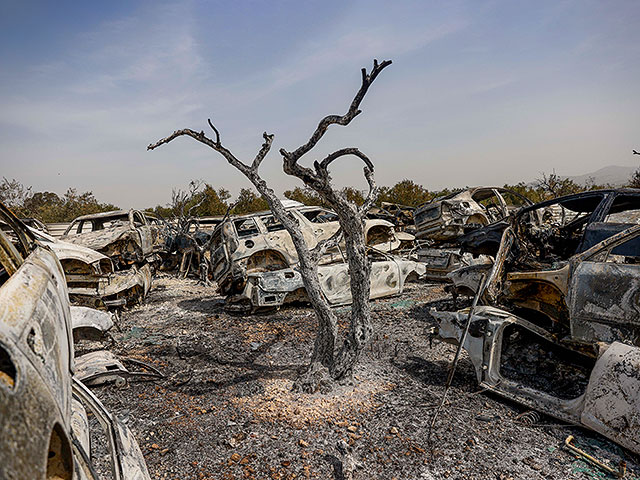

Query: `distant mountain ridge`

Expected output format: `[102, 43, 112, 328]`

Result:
[562, 165, 636, 187]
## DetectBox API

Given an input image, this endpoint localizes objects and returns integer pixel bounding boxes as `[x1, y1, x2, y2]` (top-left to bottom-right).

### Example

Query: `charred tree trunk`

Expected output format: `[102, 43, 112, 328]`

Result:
[148, 59, 391, 392]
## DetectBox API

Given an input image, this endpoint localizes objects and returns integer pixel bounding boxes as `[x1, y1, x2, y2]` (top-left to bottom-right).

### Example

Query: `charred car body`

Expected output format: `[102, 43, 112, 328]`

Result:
[0, 202, 150, 479]
[231, 254, 426, 312]
[414, 187, 532, 244]
[62, 209, 162, 269]
[434, 307, 640, 455]
[433, 189, 640, 454]
[211, 205, 411, 298]
[411, 187, 529, 282]
[23, 227, 151, 309]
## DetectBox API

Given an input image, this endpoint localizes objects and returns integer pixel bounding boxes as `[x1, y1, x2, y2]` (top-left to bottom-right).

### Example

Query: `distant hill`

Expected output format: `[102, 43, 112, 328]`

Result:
[563, 165, 637, 187]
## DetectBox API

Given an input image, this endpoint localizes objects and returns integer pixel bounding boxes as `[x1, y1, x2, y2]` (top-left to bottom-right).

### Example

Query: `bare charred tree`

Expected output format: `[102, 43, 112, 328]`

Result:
[148, 59, 391, 392]
[158, 180, 211, 280]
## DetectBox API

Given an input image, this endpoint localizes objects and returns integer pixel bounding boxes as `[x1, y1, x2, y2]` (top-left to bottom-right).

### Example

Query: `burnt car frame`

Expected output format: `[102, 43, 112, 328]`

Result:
[230, 253, 426, 311]
[210, 205, 409, 297]
[30, 227, 152, 309]
[62, 209, 161, 269]
[414, 187, 532, 244]
[0, 202, 149, 479]
[434, 306, 640, 455]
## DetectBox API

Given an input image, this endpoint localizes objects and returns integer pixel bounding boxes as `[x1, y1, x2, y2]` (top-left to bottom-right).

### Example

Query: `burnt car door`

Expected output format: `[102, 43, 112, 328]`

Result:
[568, 224, 640, 346]
[435, 307, 640, 455]
[130, 210, 153, 258]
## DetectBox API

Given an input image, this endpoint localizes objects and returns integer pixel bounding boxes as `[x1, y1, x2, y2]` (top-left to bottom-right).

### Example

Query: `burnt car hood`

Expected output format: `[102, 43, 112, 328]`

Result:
[62, 226, 132, 251]
[31, 227, 111, 267]
[48, 239, 111, 268]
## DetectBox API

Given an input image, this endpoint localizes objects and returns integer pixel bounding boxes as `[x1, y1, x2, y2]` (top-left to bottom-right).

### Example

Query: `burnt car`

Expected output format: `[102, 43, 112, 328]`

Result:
[459, 189, 640, 258]
[414, 187, 532, 244]
[367, 202, 416, 235]
[30, 227, 152, 309]
[62, 209, 161, 269]
[484, 222, 640, 346]
[453, 189, 640, 297]
[0, 202, 150, 479]
[210, 205, 410, 297]
[230, 254, 426, 312]
[434, 307, 640, 455]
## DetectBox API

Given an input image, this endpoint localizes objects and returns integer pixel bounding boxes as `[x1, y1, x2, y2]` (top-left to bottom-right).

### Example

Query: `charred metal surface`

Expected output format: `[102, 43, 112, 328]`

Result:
[581, 342, 640, 455]
[367, 202, 416, 234]
[416, 247, 492, 282]
[447, 263, 494, 298]
[234, 258, 426, 311]
[61, 210, 159, 270]
[72, 377, 151, 480]
[0, 202, 151, 479]
[433, 306, 640, 454]
[30, 226, 152, 310]
[75, 350, 163, 387]
[481, 216, 640, 343]
[210, 205, 408, 296]
[414, 187, 532, 244]
[70, 306, 113, 342]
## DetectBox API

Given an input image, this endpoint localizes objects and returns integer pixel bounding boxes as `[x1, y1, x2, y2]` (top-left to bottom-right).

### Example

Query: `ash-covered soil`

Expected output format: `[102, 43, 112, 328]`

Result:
[84, 274, 640, 479]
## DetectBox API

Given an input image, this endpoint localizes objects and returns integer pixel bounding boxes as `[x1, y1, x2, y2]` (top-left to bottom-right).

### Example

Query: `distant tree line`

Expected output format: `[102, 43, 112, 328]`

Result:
[1, 169, 631, 224]
[0, 177, 119, 222]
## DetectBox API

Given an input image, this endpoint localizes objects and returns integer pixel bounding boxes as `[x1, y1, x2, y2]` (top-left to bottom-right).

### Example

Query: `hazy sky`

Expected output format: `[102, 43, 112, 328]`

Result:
[1, 0, 639, 208]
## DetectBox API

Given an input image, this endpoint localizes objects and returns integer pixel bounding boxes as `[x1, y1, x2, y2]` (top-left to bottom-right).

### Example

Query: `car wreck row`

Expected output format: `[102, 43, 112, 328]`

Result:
[4, 185, 640, 478]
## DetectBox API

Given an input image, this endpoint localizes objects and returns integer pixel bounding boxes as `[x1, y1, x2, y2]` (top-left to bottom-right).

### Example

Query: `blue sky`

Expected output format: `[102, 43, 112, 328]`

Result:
[1, 0, 639, 208]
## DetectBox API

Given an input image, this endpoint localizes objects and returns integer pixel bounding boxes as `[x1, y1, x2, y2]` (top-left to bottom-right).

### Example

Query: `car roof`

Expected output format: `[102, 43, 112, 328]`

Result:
[517, 189, 640, 216]
[231, 204, 332, 220]
[70, 210, 131, 222]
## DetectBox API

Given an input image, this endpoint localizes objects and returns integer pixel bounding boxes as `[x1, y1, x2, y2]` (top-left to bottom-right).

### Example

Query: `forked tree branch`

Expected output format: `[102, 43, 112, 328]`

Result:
[148, 126, 274, 178]
[281, 59, 392, 162]
[207, 118, 221, 146]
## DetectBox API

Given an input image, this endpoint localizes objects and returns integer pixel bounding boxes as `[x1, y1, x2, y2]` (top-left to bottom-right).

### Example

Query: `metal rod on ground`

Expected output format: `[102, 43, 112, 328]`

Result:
[427, 273, 487, 448]
[565, 435, 626, 478]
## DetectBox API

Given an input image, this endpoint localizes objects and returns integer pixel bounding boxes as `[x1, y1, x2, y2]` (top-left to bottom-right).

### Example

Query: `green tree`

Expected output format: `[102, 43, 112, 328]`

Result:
[284, 186, 326, 206]
[376, 179, 432, 207]
[191, 184, 231, 216]
[341, 187, 365, 206]
[232, 188, 268, 214]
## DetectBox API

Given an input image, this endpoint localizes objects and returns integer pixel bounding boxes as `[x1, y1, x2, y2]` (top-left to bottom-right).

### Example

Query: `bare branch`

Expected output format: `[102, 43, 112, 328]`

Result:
[316, 148, 374, 173]
[251, 132, 275, 171]
[207, 118, 221, 146]
[359, 166, 378, 216]
[147, 127, 254, 176]
[281, 59, 392, 164]
[310, 229, 344, 262]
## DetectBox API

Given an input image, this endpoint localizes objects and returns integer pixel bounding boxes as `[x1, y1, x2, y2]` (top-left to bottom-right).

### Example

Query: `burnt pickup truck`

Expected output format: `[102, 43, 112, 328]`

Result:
[210, 205, 411, 297]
